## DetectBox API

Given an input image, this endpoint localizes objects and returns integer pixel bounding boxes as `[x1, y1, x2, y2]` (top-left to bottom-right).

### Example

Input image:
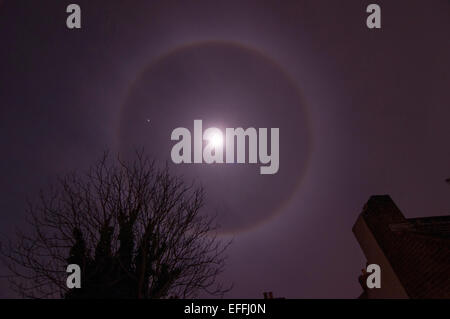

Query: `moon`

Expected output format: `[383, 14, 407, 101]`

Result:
[118, 41, 312, 234]
[206, 129, 223, 149]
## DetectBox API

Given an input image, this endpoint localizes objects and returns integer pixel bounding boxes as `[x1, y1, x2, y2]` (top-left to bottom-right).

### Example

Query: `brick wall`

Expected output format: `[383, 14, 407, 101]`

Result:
[359, 195, 450, 298]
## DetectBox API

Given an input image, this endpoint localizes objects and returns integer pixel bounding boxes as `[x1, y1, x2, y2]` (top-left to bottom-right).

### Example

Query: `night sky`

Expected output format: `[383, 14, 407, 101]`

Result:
[1, 0, 450, 298]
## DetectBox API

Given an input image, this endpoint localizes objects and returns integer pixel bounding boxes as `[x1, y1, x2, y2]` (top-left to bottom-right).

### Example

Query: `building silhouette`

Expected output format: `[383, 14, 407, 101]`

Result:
[263, 291, 285, 299]
[353, 195, 450, 299]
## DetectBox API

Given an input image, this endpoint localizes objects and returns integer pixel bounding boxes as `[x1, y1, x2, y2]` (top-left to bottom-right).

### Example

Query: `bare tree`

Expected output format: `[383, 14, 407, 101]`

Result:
[0, 151, 231, 299]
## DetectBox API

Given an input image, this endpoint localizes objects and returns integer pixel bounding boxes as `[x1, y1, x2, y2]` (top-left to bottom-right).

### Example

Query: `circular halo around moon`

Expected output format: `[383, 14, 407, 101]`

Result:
[118, 41, 312, 234]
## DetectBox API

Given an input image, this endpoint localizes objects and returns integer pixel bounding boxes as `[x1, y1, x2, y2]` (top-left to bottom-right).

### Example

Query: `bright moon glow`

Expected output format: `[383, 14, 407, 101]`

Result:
[208, 131, 223, 149]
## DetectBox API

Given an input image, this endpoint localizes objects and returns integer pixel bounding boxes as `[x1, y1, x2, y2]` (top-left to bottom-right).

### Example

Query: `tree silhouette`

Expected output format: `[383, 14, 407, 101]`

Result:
[0, 152, 231, 298]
